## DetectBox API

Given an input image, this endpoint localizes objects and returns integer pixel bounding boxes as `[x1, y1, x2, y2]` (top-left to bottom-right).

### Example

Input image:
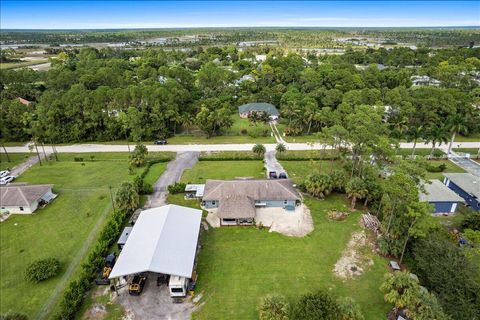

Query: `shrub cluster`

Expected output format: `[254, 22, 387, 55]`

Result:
[276, 150, 339, 161]
[168, 182, 186, 194]
[0, 313, 29, 320]
[426, 163, 447, 172]
[199, 151, 261, 161]
[25, 258, 61, 283]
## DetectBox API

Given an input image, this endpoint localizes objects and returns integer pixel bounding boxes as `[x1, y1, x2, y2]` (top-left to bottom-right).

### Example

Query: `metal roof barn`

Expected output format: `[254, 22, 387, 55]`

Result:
[109, 204, 202, 279]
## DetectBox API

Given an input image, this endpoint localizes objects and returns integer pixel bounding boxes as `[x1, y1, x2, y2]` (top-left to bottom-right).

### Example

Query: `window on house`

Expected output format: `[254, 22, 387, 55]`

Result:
[284, 200, 288, 205]
[212, 201, 216, 206]
[19, 207, 24, 211]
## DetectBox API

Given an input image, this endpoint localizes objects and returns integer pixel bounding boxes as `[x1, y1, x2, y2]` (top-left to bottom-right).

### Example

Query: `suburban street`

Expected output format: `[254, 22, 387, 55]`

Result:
[4, 141, 479, 153]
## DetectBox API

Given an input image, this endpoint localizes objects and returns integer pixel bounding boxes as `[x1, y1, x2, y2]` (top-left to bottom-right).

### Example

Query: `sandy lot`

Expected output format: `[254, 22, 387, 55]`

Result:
[333, 231, 374, 280]
[205, 204, 314, 237]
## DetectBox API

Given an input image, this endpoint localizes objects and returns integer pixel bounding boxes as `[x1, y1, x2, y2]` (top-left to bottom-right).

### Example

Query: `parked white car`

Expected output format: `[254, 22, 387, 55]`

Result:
[0, 176, 15, 185]
[0, 170, 10, 178]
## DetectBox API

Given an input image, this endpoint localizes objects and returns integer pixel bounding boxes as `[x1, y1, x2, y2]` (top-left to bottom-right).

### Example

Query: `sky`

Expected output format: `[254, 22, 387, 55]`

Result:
[1, 1, 479, 29]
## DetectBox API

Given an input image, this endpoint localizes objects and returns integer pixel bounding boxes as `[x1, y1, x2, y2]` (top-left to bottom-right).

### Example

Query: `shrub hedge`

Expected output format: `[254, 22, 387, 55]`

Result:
[199, 151, 262, 161]
[24, 258, 61, 283]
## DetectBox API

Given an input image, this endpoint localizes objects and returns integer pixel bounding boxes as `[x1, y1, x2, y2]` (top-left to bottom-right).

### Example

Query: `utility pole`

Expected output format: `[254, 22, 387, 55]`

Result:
[109, 185, 116, 212]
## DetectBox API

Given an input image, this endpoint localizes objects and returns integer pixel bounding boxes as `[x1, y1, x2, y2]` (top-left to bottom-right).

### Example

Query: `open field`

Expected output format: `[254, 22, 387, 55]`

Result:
[190, 194, 389, 319]
[0, 153, 32, 171]
[180, 160, 265, 183]
[0, 59, 47, 70]
[425, 160, 466, 180]
[0, 154, 163, 318]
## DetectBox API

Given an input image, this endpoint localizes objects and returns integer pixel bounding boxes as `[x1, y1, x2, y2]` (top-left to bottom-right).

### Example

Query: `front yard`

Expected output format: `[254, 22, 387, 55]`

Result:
[0, 153, 169, 318]
[165, 160, 390, 319]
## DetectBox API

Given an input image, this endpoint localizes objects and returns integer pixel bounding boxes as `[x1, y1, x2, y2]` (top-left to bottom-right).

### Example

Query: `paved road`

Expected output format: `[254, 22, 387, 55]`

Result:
[144, 151, 199, 208]
[5, 141, 478, 153]
[449, 154, 480, 177]
[9, 151, 51, 177]
[264, 150, 286, 177]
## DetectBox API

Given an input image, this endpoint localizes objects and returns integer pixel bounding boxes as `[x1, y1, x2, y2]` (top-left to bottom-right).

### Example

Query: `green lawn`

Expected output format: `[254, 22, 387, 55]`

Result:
[425, 160, 465, 181]
[180, 160, 265, 183]
[281, 160, 337, 183]
[455, 133, 480, 142]
[0, 153, 32, 171]
[186, 194, 390, 319]
[143, 162, 168, 188]
[0, 155, 147, 318]
[0, 59, 47, 70]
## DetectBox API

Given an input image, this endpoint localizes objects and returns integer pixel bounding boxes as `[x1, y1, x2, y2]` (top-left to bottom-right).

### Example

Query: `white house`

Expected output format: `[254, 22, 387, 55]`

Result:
[0, 184, 57, 214]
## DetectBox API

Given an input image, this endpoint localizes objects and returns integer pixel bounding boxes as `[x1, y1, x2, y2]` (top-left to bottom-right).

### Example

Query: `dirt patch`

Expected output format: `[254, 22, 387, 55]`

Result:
[327, 209, 349, 221]
[256, 204, 314, 237]
[333, 231, 374, 280]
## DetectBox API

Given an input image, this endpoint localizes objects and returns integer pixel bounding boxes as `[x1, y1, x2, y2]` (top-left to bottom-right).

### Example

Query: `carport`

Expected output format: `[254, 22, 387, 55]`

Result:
[109, 204, 202, 296]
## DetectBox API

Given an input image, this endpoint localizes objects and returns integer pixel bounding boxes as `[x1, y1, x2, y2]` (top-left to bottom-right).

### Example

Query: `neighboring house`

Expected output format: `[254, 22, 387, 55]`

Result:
[238, 102, 280, 120]
[411, 75, 441, 87]
[419, 179, 464, 214]
[202, 179, 301, 226]
[234, 74, 254, 86]
[443, 173, 480, 211]
[184, 184, 205, 199]
[0, 184, 57, 214]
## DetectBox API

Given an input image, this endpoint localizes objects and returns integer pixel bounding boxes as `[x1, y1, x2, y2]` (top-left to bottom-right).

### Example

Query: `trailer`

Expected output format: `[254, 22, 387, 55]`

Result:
[169, 275, 189, 297]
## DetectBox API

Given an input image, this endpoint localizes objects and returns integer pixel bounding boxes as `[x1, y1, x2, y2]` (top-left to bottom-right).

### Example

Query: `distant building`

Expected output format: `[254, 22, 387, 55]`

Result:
[419, 179, 464, 214]
[238, 102, 279, 120]
[234, 74, 254, 86]
[411, 75, 441, 87]
[0, 184, 56, 214]
[443, 173, 480, 211]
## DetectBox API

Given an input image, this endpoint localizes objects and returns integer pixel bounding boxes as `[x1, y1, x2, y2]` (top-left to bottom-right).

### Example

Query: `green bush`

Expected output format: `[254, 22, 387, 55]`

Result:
[168, 182, 186, 194]
[24, 258, 61, 282]
[73, 157, 83, 162]
[199, 151, 260, 160]
[291, 290, 340, 320]
[258, 294, 289, 320]
[426, 163, 447, 172]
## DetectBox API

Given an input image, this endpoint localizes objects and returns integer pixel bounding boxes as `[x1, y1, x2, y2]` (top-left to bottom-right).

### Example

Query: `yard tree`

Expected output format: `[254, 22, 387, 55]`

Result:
[129, 143, 148, 167]
[304, 173, 333, 199]
[252, 144, 266, 157]
[291, 290, 340, 320]
[446, 113, 468, 154]
[275, 143, 286, 153]
[258, 294, 289, 320]
[114, 181, 139, 214]
[345, 177, 368, 209]
[411, 232, 480, 320]
[195, 99, 233, 137]
[424, 124, 449, 157]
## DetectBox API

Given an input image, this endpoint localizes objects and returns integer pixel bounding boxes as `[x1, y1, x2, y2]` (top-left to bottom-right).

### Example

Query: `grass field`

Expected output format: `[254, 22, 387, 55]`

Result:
[180, 160, 265, 183]
[0, 59, 47, 70]
[191, 195, 389, 319]
[425, 160, 465, 180]
[0, 154, 160, 318]
[0, 153, 32, 170]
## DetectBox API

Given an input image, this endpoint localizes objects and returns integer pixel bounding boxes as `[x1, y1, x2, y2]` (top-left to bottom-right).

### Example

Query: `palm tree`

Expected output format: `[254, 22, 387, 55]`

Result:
[275, 143, 286, 153]
[345, 177, 368, 210]
[407, 125, 423, 156]
[447, 114, 468, 154]
[425, 125, 449, 157]
[252, 144, 266, 157]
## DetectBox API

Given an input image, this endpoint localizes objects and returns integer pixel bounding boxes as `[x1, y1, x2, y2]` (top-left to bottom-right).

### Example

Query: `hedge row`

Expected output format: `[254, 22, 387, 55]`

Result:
[55, 207, 129, 319]
[276, 150, 340, 161]
[199, 151, 262, 161]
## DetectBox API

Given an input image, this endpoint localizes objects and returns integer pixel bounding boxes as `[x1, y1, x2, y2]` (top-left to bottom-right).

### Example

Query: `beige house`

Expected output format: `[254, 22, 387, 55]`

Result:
[0, 184, 56, 214]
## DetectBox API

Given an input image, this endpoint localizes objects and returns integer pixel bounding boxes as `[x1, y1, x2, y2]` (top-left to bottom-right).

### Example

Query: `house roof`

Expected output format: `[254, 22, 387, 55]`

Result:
[109, 205, 202, 279]
[443, 173, 480, 198]
[419, 179, 464, 203]
[238, 103, 279, 116]
[218, 195, 256, 219]
[0, 184, 53, 207]
[203, 179, 300, 202]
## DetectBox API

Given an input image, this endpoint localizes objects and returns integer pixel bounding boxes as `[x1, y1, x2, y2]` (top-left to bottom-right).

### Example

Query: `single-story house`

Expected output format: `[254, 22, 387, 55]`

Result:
[0, 184, 56, 214]
[419, 179, 464, 214]
[202, 179, 300, 226]
[411, 75, 441, 87]
[184, 184, 205, 199]
[443, 173, 480, 211]
[109, 205, 202, 296]
[238, 102, 280, 120]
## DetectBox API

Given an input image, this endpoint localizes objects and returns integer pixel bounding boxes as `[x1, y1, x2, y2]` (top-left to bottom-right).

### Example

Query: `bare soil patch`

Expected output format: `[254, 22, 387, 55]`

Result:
[333, 231, 374, 280]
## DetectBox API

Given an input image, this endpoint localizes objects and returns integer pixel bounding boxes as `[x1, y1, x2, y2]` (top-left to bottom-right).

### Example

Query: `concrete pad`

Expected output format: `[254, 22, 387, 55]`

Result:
[205, 209, 221, 228]
[116, 273, 196, 320]
[256, 204, 314, 237]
